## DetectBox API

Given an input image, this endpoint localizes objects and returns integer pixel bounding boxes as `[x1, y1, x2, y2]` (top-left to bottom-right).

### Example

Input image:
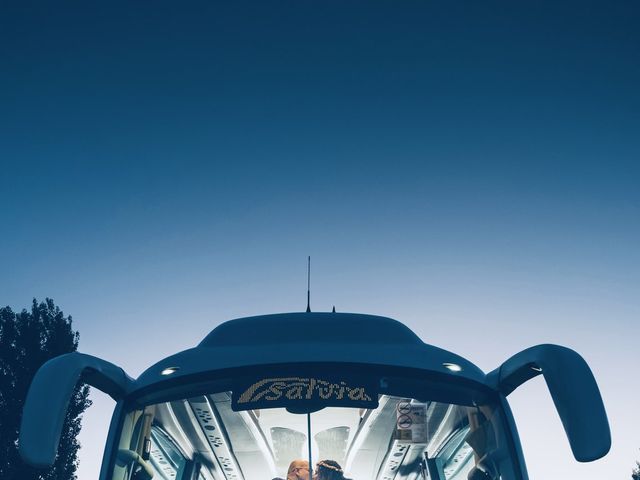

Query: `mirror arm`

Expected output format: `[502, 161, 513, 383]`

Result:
[486, 348, 544, 396]
[486, 344, 610, 462]
[19, 352, 133, 468]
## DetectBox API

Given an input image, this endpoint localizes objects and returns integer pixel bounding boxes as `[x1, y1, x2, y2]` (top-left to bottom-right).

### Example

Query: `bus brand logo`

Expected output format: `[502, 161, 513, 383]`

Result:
[232, 376, 378, 411]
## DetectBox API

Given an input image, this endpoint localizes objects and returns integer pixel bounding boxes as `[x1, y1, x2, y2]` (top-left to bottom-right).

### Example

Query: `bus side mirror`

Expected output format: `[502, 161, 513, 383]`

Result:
[19, 352, 133, 468]
[486, 344, 610, 462]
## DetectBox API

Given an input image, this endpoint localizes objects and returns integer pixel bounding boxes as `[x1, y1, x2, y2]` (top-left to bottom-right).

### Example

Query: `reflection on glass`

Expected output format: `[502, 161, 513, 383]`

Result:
[110, 392, 514, 480]
[149, 427, 187, 479]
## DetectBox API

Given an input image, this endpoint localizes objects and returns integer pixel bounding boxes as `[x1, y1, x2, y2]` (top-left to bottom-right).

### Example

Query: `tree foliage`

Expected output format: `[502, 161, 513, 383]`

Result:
[0, 299, 91, 480]
[633, 460, 640, 480]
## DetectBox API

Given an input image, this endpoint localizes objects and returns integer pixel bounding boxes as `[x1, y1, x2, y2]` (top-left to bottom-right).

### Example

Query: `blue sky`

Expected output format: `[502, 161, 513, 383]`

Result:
[1, 1, 639, 479]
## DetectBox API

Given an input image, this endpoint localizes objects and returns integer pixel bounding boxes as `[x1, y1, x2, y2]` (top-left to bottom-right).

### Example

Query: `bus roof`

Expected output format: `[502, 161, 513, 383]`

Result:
[133, 312, 488, 393]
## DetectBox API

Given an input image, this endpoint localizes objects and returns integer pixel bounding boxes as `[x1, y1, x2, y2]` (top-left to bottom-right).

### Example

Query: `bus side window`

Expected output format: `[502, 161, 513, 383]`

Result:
[148, 426, 188, 479]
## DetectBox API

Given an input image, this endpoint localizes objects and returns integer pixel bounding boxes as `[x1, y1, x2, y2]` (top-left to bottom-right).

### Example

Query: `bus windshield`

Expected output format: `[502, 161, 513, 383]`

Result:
[108, 383, 520, 480]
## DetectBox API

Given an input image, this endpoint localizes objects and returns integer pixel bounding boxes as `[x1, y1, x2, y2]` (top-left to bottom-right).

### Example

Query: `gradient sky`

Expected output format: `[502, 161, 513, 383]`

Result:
[1, 1, 639, 479]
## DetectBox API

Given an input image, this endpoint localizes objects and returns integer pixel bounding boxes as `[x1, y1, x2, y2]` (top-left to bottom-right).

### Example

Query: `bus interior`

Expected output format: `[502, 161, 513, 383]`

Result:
[111, 391, 512, 480]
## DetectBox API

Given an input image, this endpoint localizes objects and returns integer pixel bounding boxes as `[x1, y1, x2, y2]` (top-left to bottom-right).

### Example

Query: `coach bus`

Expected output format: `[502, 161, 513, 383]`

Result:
[19, 312, 610, 480]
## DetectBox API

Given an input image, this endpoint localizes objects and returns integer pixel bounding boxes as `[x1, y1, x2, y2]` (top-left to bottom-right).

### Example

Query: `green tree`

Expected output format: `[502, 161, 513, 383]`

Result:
[0, 299, 91, 480]
[633, 460, 640, 480]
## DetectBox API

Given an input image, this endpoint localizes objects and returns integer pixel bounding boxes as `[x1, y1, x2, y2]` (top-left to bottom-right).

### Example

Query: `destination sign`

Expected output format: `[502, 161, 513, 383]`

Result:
[232, 376, 379, 411]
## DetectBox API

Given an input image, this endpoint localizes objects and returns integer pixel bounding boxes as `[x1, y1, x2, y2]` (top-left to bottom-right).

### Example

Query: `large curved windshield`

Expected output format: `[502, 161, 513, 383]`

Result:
[108, 378, 520, 480]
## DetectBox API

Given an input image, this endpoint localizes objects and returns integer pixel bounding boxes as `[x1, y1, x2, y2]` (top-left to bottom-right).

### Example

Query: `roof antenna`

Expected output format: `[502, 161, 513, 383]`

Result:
[306, 256, 311, 313]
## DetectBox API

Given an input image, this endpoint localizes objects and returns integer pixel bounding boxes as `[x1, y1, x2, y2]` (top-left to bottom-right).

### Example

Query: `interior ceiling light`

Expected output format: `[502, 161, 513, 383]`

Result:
[443, 363, 462, 372]
[161, 367, 180, 376]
